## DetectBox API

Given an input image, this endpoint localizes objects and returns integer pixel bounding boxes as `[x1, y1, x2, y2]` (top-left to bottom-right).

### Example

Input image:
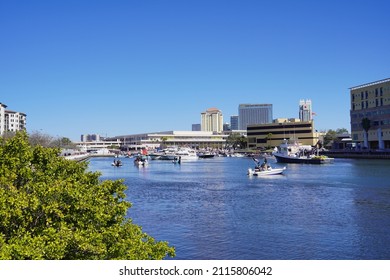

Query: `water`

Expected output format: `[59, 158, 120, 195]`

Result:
[88, 156, 390, 260]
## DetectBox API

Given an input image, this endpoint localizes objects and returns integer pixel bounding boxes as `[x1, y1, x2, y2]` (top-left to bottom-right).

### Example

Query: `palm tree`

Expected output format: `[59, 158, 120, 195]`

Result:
[361, 118, 371, 148]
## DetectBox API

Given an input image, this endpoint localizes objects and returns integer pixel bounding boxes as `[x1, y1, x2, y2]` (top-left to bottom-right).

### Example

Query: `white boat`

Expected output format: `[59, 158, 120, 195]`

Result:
[175, 148, 198, 160]
[247, 166, 286, 176]
[158, 147, 178, 160]
[273, 139, 334, 164]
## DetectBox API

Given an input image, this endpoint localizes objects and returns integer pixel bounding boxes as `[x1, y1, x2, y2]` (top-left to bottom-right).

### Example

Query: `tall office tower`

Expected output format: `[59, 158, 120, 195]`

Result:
[81, 134, 101, 142]
[192, 124, 201, 131]
[201, 108, 223, 133]
[230, 115, 239, 130]
[299, 99, 312, 122]
[238, 104, 273, 130]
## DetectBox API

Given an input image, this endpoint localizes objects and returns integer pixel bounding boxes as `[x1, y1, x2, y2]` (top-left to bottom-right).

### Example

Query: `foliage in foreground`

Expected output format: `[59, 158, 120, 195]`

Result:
[0, 132, 175, 260]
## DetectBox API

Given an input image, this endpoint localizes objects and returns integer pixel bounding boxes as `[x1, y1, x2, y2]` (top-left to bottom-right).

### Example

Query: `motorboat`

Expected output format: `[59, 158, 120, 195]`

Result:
[112, 160, 123, 167]
[134, 155, 149, 166]
[247, 166, 286, 176]
[175, 148, 198, 160]
[248, 157, 286, 176]
[197, 152, 215, 159]
[273, 139, 334, 164]
[158, 147, 178, 160]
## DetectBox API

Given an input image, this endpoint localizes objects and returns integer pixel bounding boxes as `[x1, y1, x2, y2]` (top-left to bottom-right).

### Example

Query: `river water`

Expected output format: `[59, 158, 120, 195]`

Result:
[88, 156, 390, 260]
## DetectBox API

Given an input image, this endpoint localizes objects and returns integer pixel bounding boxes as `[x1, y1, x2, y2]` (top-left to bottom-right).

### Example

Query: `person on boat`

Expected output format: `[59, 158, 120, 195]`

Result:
[260, 158, 269, 171]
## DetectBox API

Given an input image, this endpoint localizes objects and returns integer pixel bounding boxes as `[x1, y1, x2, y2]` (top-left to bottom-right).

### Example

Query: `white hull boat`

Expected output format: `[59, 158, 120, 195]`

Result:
[247, 167, 286, 176]
[175, 148, 198, 161]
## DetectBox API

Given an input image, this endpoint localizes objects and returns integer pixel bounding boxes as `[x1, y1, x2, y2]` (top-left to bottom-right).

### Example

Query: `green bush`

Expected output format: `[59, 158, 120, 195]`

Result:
[0, 132, 175, 260]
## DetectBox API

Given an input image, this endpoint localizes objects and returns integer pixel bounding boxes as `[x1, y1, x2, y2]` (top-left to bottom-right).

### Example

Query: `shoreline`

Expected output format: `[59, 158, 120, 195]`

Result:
[322, 150, 390, 159]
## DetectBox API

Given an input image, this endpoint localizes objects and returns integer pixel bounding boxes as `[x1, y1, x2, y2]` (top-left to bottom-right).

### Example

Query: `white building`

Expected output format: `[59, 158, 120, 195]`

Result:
[0, 103, 27, 135]
[0, 103, 6, 135]
[201, 108, 223, 133]
[109, 131, 228, 150]
[75, 139, 122, 153]
[5, 110, 27, 132]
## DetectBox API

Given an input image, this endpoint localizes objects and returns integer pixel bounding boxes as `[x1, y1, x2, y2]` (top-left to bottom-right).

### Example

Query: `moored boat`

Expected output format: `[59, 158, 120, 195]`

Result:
[273, 139, 334, 164]
[197, 152, 215, 159]
[175, 148, 198, 160]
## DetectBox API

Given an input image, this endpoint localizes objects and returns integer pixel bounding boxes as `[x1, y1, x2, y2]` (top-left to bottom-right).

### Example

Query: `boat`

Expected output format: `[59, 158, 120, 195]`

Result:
[175, 148, 198, 160]
[134, 155, 149, 166]
[247, 166, 286, 176]
[248, 157, 286, 176]
[273, 139, 334, 164]
[112, 160, 123, 167]
[158, 147, 178, 160]
[197, 152, 215, 159]
[172, 156, 181, 164]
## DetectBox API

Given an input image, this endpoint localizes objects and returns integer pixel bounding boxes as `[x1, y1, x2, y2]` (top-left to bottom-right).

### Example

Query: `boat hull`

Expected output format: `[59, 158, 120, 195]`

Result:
[248, 167, 286, 176]
[274, 154, 333, 164]
[198, 154, 215, 159]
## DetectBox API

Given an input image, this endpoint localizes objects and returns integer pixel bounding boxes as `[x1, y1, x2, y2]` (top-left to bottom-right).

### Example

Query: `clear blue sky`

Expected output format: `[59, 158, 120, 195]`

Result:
[1, 0, 389, 141]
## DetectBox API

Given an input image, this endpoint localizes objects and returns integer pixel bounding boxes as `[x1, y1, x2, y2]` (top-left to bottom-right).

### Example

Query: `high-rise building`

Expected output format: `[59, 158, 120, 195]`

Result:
[299, 99, 312, 122]
[201, 108, 223, 133]
[230, 115, 239, 130]
[192, 124, 201, 131]
[350, 78, 390, 149]
[238, 104, 273, 130]
[0, 102, 27, 135]
[81, 134, 101, 142]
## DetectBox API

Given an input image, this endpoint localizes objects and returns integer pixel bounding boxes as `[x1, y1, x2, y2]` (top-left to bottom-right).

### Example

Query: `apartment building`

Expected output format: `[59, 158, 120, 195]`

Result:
[201, 108, 224, 133]
[350, 78, 390, 149]
[0, 103, 27, 135]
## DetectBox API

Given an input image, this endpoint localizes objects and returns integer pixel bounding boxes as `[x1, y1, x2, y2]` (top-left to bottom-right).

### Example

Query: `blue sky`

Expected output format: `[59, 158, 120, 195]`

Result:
[1, 0, 389, 141]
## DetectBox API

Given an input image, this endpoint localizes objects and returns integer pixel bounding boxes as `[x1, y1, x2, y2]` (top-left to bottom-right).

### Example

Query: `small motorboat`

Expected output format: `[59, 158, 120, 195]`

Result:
[247, 166, 286, 176]
[134, 155, 149, 167]
[112, 160, 123, 167]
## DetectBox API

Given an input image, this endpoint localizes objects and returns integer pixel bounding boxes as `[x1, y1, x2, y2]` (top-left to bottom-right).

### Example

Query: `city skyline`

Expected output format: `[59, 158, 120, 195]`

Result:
[1, 0, 389, 141]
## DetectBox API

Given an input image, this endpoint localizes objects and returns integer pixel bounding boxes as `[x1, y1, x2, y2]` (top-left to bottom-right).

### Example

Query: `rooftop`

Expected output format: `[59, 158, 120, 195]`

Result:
[349, 77, 390, 90]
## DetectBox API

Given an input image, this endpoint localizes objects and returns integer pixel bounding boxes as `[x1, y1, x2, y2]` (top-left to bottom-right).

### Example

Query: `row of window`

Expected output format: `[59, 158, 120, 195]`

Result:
[351, 119, 390, 129]
[351, 108, 390, 119]
[353, 98, 386, 110]
[352, 87, 388, 101]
